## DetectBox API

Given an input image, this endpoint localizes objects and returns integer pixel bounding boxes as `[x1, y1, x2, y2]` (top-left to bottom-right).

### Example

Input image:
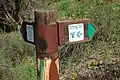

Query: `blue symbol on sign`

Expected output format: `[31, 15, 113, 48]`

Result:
[70, 32, 75, 38]
[77, 31, 82, 38]
[28, 27, 33, 40]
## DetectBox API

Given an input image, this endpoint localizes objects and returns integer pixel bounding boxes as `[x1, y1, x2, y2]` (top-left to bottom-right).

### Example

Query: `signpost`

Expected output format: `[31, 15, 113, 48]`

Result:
[21, 21, 35, 44]
[20, 10, 96, 80]
[57, 19, 96, 45]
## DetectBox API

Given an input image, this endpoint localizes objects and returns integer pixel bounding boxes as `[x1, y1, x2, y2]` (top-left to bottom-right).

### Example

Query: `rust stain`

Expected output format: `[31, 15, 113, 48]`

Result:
[35, 24, 58, 53]
[49, 58, 59, 80]
[35, 10, 59, 80]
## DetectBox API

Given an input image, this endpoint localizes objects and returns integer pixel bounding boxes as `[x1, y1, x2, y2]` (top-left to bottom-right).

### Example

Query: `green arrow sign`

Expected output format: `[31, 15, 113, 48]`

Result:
[88, 22, 96, 39]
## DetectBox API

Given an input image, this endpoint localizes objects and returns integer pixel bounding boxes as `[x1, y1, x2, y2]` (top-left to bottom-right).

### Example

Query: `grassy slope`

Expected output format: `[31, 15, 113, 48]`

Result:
[0, 0, 120, 80]
[57, 0, 120, 80]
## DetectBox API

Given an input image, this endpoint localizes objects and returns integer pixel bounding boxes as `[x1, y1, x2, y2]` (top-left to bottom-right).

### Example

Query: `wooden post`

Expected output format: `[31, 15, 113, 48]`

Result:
[34, 10, 59, 80]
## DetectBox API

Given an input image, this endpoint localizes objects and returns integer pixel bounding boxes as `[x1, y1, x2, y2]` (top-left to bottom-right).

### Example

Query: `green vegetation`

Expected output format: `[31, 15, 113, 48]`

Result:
[0, 0, 120, 80]
[0, 32, 36, 80]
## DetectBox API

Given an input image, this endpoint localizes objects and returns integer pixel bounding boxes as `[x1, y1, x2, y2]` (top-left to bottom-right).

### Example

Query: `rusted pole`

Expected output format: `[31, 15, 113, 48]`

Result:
[34, 10, 59, 80]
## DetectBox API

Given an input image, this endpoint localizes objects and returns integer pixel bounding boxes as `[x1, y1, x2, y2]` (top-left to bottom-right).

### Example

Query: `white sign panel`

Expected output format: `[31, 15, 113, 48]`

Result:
[26, 25, 34, 42]
[68, 23, 84, 42]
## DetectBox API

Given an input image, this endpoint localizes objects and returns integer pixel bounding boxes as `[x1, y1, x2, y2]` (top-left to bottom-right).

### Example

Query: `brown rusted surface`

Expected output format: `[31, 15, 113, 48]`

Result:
[35, 10, 58, 55]
[49, 58, 59, 80]
[57, 19, 93, 45]
[34, 10, 56, 26]
[35, 24, 58, 53]
[37, 51, 58, 60]
[35, 10, 59, 80]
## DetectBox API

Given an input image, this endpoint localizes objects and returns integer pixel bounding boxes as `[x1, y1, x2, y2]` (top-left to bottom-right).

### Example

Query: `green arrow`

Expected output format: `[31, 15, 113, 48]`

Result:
[88, 22, 96, 39]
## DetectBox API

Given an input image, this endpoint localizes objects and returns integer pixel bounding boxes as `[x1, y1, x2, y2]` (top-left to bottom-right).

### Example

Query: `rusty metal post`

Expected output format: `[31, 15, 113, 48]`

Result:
[34, 10, 59, 80]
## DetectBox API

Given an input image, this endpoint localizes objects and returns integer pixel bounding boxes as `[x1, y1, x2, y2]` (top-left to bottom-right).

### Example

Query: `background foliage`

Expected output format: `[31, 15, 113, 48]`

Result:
[0, 0, 120, 80]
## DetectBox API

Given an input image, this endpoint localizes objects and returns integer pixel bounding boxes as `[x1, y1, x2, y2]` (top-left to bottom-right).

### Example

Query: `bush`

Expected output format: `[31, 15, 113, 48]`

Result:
[0, 31, 35, 80]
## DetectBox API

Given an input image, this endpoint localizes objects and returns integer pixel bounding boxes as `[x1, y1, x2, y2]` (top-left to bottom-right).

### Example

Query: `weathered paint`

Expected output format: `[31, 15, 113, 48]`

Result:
[35, 10, 59, 80]
[49, 58, 59, 80]
[37, 58, 59, 80]
[36, 24, 58, 53]
[40, 59, 45, 80]
[35, 10, 58, 54]
[44, 59, 51, 80]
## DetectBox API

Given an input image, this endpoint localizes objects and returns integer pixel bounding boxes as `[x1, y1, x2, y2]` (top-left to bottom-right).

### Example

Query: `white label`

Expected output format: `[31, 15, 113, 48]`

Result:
[68, 23, 84, 42]
[26, 25, 34, 42]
